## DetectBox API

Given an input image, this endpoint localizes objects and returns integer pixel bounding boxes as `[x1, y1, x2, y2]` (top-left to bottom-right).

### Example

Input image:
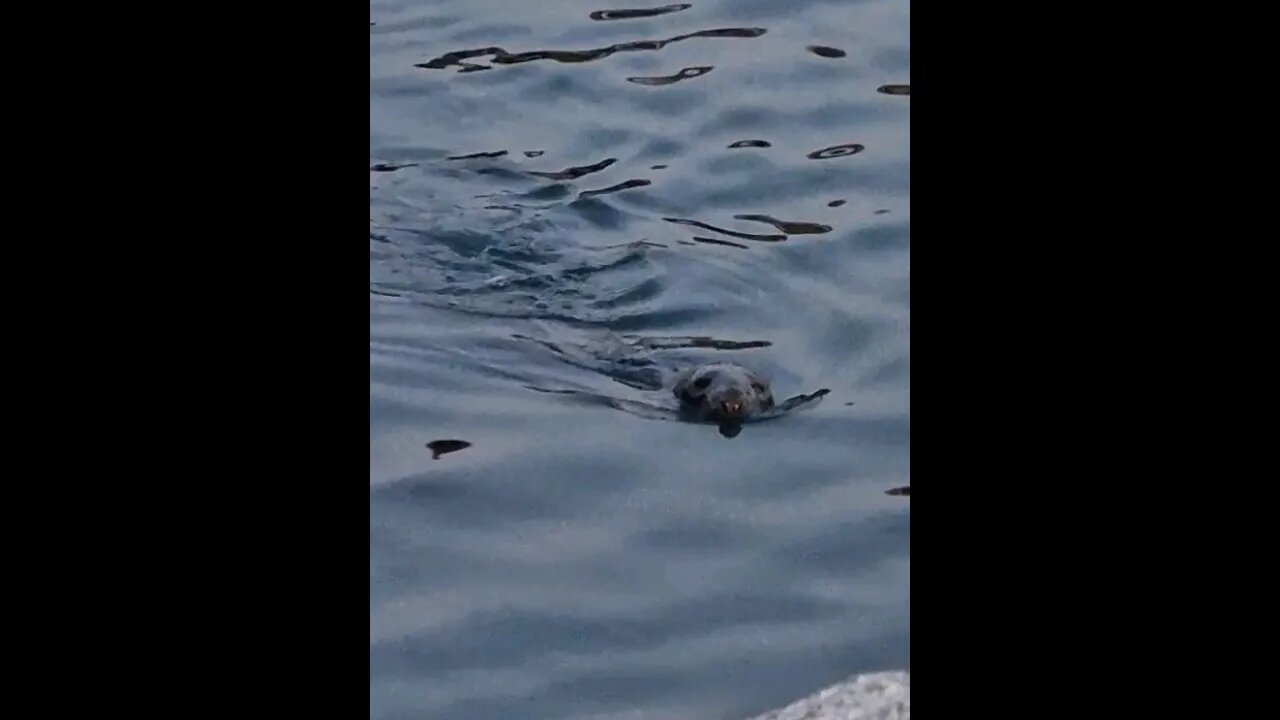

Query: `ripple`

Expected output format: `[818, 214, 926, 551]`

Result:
[806, 143, 865, 160]
[528, 156, 618, 181]
[372, 0, 910, 717]
[627, 335, 772, 350]
[626, 65, 714, 86]
[578, 178, 653, 198]
[371, 162, 418, 172]
[416, 27, 767, 73]
[693, 236, 750, 250]
[806, 45, 847, 58]
[663, 217, 787, 243]
[372, 221, 678, 325]
[447, 149, 509, 160]
[734, 214, 833, 235]
[589, 4, 693, 21]
[426, 439, 471, 459]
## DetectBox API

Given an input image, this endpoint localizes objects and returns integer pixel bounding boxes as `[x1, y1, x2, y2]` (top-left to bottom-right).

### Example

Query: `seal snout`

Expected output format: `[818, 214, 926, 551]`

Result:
[717, 389, 747, 420]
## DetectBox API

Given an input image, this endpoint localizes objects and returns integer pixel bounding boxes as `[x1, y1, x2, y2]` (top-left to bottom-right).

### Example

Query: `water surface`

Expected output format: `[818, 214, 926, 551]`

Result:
[371, 1, 909, 717]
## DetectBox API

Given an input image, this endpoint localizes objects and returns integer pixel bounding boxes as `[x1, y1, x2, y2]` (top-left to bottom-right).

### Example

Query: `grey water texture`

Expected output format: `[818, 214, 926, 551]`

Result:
[371, 0, 909, 718]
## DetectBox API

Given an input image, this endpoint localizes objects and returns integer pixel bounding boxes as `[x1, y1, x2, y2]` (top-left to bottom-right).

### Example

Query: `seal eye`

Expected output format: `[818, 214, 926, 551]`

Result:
[751, 382, 767, 394]
[693, 376, 712, 390]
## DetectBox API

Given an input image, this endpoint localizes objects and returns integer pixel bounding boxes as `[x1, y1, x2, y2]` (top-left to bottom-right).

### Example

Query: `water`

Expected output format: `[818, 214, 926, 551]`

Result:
[370, 1, 909, 718]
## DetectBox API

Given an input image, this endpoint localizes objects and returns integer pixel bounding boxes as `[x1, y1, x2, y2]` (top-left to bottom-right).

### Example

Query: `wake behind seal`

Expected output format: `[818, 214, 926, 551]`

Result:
[513, 332, 831, 436]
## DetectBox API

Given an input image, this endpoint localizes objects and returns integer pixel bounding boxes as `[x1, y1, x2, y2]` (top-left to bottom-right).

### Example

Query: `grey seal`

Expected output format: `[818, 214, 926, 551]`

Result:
[672, 362, 775, 423]
[513, 332, 830, 437]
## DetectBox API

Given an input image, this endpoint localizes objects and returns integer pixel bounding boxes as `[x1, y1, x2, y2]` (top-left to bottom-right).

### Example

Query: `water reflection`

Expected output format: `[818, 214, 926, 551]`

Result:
[447, 149, 509, 160]
[589, 4, 692, 21]
[735, 214, 833, 235]
[528, 157, 618, 180]
[372, 0, 910, 714]
[664, 217, 786, 242]
[877, 84, 910, 95]
[806, 143, 865, 159]
[426, 439, 472, 459]
[417, 27, 767, 73]
[578, 178, 652, 198]
[693, 236, 750, 249]
[627, 65, 714, 86]
[370, 162, 417, 172]
[806, 45, 847, 58]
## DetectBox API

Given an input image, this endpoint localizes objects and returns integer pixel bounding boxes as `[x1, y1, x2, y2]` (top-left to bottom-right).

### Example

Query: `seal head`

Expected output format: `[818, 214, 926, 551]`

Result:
[673, 362, 775, 423]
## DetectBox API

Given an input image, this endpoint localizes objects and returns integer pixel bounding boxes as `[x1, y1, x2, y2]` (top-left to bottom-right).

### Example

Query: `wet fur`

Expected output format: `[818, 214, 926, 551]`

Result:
[672, 362, 776, 423]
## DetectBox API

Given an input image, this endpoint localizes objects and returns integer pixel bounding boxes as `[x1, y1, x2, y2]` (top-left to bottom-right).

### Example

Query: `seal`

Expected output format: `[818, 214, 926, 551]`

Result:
[672, 362, 775, 423]
[513, 331, 830, 437]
